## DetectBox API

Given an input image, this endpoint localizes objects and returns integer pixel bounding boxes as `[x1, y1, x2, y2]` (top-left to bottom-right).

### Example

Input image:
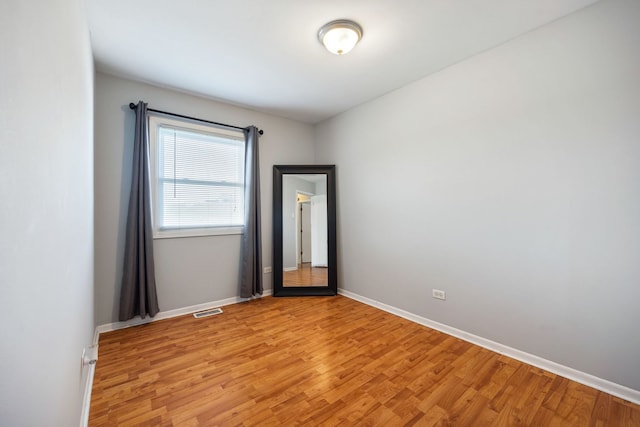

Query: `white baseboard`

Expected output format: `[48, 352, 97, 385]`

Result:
[95, 290, 272, 335]
[79, 326, 101, 427]
[79, 354, 97, 427]
[80, 290, 272, 426]
[338, 288, 640, 406]
[283, 267, 297, 272]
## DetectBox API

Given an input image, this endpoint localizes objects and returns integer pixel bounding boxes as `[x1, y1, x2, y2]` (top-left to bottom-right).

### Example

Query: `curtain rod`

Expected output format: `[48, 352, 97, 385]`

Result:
[128, 103, 264, 135]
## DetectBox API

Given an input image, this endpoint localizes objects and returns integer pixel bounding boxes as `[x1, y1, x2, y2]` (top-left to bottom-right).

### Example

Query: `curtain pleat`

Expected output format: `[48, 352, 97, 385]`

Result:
[240, 126, 263, 297]
[119, 101, 160, 321]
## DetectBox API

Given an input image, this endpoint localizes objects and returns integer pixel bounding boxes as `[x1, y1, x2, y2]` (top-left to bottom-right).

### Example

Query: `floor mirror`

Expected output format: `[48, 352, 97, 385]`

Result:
[272, 165, 337, 296]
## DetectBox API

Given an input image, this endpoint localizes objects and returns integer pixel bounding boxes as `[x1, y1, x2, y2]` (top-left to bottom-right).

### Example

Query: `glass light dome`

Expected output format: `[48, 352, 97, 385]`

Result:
[318, 20, 363, 55]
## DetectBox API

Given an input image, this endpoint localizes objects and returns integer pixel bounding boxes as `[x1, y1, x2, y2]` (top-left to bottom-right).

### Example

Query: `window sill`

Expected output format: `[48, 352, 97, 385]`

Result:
[153, 227, 243, 239]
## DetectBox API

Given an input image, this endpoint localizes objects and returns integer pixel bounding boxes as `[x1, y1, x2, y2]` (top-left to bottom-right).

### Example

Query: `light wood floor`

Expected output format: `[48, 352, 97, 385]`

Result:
[283, 263, 328, 287]
[90, 296, 640, 426]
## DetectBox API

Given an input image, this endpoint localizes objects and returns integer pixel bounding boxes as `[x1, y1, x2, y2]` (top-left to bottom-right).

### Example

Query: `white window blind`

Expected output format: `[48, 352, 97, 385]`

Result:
[149, 115, 245, 238]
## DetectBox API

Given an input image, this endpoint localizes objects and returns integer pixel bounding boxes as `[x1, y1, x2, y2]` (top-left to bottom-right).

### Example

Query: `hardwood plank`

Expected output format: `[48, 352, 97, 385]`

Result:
[283, 263, 328, 287]
[89, 296, 640, 426]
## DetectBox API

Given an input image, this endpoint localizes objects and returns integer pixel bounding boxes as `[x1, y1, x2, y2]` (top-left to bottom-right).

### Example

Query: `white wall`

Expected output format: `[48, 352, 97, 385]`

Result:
[315, 0, 640, 391]
[0, 0, 95, 426]
[94, 73, 315, 325]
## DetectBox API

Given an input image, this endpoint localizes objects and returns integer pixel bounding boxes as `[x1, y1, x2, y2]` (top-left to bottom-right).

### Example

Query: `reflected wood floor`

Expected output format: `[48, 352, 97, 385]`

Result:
[89, 296, 640, 426]
[283, 263, 328, 287]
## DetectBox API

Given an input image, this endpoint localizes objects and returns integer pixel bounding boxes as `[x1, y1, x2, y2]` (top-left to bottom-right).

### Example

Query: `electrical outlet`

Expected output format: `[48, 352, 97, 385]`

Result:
[432, 289, 446, 300]
[263, 266, 272, 274]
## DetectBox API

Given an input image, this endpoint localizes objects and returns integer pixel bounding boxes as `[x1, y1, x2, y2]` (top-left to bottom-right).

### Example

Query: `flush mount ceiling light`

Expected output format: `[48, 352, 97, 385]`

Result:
[318, 19, 363, 55]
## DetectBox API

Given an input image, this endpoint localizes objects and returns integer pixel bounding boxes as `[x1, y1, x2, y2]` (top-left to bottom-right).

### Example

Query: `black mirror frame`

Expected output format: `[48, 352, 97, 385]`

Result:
[272, 165, 337, 296]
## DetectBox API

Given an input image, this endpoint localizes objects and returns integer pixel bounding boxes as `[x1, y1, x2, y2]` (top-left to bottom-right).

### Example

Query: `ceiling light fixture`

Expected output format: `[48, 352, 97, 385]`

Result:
[318, 19, 363, 55]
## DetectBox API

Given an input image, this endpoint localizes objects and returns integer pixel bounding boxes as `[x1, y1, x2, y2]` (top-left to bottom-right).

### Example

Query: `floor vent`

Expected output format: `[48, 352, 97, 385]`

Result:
[193, 308, 223, 318]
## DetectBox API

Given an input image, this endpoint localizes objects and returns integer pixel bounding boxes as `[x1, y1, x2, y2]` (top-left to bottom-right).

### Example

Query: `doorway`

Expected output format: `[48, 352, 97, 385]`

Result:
[295, 192, 312, 266]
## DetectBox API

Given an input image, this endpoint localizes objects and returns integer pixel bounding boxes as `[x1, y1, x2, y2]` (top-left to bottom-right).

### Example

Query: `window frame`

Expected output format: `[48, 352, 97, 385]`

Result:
[148, 113, 246, 239]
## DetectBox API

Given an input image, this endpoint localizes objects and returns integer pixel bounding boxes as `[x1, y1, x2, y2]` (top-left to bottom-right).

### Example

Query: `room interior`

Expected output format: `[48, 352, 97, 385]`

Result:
[2, 0, 640, 425]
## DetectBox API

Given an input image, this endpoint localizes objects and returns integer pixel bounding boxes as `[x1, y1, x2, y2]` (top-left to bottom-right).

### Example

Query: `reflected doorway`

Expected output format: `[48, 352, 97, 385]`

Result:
[296, 193, 312, 265]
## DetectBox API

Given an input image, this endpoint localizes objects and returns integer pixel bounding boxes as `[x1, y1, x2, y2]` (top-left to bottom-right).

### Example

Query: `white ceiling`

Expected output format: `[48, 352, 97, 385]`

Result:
[86, 0, 598, 124]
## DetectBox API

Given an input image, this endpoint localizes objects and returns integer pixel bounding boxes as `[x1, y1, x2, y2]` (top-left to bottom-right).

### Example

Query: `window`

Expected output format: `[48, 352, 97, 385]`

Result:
[148, 114, 245, 238]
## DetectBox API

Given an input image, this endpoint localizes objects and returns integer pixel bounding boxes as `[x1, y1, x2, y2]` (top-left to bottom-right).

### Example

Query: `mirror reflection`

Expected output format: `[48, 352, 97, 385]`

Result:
[282, 174, 328, 287]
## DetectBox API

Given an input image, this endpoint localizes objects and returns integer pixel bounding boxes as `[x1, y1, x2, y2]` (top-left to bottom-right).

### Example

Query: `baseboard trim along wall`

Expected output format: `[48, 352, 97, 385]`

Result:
[338, 288, 640, 406]
[79, 355, 97, 427]
[80, 289, 272, 426]
[95, 290, 272, 335]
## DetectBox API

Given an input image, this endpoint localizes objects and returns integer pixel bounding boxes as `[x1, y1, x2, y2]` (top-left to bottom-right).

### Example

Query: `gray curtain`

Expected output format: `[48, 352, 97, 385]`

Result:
[119, 101, 160, 321]
[240, 126, 263, 297]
